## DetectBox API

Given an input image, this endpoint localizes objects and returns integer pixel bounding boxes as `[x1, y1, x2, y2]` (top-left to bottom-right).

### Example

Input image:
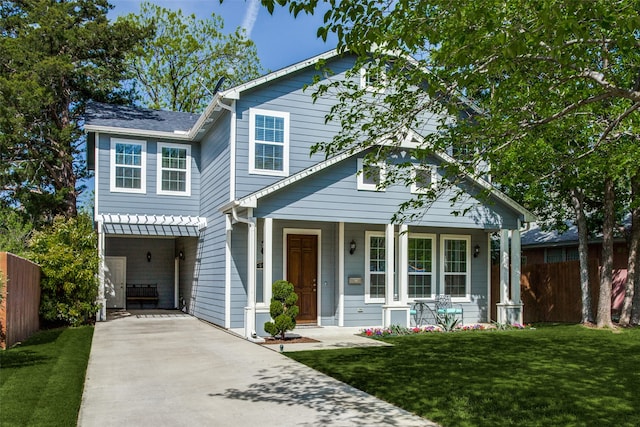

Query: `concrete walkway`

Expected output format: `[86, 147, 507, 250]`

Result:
[78, 312, 437, 427]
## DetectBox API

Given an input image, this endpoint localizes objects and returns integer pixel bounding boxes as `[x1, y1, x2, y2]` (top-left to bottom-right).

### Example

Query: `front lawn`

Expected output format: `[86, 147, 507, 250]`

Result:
[288, 325, 640, 427]
[0, 326, 94, 426]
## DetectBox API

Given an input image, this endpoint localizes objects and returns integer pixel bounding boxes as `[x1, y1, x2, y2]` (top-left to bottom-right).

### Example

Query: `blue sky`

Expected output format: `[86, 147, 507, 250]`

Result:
[108, 0, 337, 72]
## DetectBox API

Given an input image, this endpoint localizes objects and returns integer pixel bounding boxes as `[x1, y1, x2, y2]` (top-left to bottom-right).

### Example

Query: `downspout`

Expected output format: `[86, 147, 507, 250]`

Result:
[231, 204, 260, 341]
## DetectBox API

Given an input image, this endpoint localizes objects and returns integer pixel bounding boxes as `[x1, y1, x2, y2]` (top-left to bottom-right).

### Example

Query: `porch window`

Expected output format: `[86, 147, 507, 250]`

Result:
[157, 143, 191, 196]
[249, 108, 289, 176]
[357, 158, 386, 191]
[441, 235, 471, 301]
[365, 231, 386, 303]
[408, 234, 435, 299]
[110, 138, 146, 193]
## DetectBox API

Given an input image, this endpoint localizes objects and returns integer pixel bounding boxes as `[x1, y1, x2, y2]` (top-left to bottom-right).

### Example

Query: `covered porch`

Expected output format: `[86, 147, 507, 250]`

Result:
[95, 214, 206, 321]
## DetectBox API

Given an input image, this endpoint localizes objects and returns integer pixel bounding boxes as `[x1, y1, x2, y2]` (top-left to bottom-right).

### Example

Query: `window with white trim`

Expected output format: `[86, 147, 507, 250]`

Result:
[110, 138, 146, 193]
[357, 158, 386, 191]
[360, 64, 387, 92]
[157, 143, 191, 196]
[441, 235, 471, 300]
[408, 234, 435, 299]
[249, 108, 289, 176]
[411, 165, 436, 194]
[365, 231, 386, 303]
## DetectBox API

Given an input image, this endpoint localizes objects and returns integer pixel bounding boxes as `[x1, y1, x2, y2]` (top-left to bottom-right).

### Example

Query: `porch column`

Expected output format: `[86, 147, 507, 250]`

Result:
[263, 218, 273, 305]
[96, 220, 107, 322]
[398, 224, 408, 305]
[338, 222, 345, 327]
[225, 215, 232, 328]
[509, 222, 524, 324]
[244, 210, 257, 340]
[383, 223, 395, 326]
[497, 229, 510, 324]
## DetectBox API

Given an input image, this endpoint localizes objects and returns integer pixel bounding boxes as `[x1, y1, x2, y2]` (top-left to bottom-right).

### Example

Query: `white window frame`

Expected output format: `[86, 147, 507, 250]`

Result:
[357, 158, 386, 191]
[407, 233, 436, 301]
[110, 138, 146, 194]
[249, 108, 289, 177]
[156, 142, 191, 196]
[359, 65, 387, 93]
[440, 234, 471, 302]
[365, 231, 386, 303]
[410, 165, 437, 194]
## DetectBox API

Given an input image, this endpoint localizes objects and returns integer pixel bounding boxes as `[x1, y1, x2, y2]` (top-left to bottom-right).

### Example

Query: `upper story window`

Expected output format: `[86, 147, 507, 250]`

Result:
[440, 235, 471, 301]
[360, 64, 387, 93]
[365, 231, 386, 303]
[157, 142, 191, 196]
[249, 108, 289, 176]
[411, 165, 437, 194]
[357, 158, 386, 191]
[110, 138, 146, 194]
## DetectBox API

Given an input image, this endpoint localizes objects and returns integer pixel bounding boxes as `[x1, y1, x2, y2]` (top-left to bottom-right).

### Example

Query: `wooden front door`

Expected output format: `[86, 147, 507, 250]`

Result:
[287, 234, 318, 324]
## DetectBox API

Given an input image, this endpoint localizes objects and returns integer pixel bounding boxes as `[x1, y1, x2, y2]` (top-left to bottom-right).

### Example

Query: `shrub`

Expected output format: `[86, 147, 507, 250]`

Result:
[28, 213, 99, 326]
[264, 280, 299, 340]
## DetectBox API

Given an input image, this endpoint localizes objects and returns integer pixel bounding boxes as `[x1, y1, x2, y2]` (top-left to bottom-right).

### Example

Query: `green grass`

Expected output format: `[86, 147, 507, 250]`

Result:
[0, 326, 94, 426]
[288, 325, 640, 427]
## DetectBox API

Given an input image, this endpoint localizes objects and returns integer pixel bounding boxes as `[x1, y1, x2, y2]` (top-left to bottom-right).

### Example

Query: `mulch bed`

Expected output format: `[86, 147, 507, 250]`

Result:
[260, 336, 320, 345]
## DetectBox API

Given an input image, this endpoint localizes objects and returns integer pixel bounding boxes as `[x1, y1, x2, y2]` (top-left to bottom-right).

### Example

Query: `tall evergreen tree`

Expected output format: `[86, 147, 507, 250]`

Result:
[0, 0, 149, 222]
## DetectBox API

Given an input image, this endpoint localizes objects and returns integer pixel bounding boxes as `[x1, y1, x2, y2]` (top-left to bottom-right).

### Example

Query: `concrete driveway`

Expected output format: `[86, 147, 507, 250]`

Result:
[78, 313, 437, 427]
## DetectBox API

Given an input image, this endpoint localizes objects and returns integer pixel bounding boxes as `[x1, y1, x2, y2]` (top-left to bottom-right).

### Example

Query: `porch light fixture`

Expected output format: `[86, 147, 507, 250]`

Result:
[473, 244, 480, 258]
[349, 239, 357, 255]
[179, 250, 185, 260]
[147, 251, 152, 262]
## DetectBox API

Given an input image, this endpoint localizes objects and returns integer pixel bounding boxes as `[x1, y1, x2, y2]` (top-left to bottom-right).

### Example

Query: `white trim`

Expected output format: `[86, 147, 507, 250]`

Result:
[359, 65, 387, 93]
[84, 124, 192, 141]
[398, 225, 408, 304]
[249, 108, 290, 177]
[283, 228, 322, 325]
[94, 132, 100, 221]
[263, 218, 273, 306]
[97, 214, 207, 230]
[225, 215, 232, 328]
[96, 221, 106, 321]
[440, 234, 472, 302]
[365, 230, 386, 304]
[221, 49, 339, 99]
[385, 224, 395, 306]
[357, 158, 386, 191]
[229, 100, 237, 200]
[406, 232, 437, 301]
[174, 257, 179, 309]
[410, 164, 437, 194]
[338, 222, 345, 327]
[110, 138, 146, 194]
[499, 229, 510, 303]
[156, 142, 192, 196]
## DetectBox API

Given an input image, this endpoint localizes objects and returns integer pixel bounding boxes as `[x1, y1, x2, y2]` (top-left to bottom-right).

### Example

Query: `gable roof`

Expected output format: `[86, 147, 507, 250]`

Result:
[220, 140, 536, 223]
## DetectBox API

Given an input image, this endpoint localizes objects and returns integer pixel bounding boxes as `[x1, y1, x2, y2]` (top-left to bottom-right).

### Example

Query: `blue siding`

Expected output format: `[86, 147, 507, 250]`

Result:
[254, 155, 520, 230]
[105, 237, 176, 309]
[96, 133, 201, 217]
[190, 116, 232, 326]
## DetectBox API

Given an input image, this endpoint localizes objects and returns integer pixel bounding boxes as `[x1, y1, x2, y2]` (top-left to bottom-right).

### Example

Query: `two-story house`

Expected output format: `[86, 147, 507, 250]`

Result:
[85, 50, 534, 339]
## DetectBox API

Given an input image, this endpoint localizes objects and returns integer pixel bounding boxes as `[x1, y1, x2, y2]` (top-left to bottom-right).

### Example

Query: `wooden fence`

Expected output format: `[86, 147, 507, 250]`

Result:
[491, 260, 605, 323]
[1, 252, 41, 349]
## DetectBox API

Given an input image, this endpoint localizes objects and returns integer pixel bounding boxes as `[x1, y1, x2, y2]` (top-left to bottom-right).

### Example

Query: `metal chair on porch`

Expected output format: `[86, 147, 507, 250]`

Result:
[435, 295, 464, 325]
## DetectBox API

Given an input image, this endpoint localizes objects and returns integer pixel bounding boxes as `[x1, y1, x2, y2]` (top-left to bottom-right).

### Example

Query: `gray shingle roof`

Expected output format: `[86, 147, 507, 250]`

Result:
[85, 101, 200, 133]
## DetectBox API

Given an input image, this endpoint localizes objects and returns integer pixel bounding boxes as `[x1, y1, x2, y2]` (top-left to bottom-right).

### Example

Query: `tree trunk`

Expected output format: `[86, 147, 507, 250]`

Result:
[620, 204, 639, 325]
[623, 172, 640, 325]
[597, 176, 615, 328]
[570, 187, 594, 323]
